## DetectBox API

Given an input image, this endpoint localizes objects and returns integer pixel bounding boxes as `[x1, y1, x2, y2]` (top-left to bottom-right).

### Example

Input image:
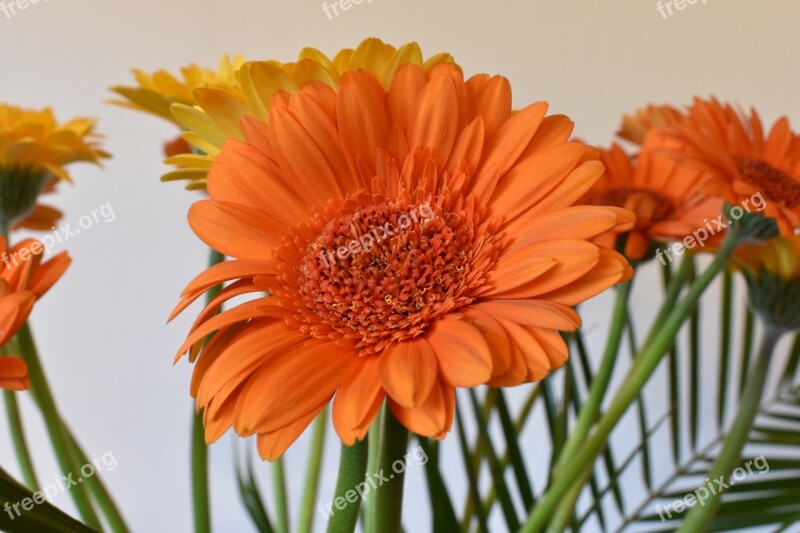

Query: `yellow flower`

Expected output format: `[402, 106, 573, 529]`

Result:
[734, 235, 800, 330]
[0, 104, 108, 232]
[108, 54, 246, 125]
[0, 104, 108, 182]
[161, 38, 458, 190]
[735, 235, 800, 281]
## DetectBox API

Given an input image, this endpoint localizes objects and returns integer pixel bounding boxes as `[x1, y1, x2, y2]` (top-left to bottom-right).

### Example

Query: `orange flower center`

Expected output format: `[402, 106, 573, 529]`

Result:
[738, 159, 800, 207]
[282, 194, 503, 355]
[594, 188, 674, 225]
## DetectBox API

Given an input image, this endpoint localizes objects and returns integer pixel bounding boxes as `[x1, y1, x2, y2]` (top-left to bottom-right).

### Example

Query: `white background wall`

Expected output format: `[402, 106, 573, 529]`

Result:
[0, 0, 798, 531]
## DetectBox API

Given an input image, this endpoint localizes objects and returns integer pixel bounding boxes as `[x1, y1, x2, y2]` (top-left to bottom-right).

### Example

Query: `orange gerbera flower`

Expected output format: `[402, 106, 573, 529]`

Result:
[0, 237, 71, 390]
[667, 97, 800, 236]
[581, 131, 722, 260]
[617, 104, 686, 145]
[171, 60, 633, 460]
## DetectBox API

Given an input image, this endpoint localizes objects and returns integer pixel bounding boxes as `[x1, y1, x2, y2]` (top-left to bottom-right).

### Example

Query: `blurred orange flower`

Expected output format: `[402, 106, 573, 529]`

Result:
[617, 103, 686, 145]
[667, 97, 800, 236]
[582, 131, 722, 260]
[0, 237, 70, 390]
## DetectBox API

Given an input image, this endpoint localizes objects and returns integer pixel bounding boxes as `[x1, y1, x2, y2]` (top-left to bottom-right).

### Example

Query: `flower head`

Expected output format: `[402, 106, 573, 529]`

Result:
[161, 38, 457, 189]
[617, 104, 686, 145]
[108, 55, 245, 125]
[734, 235, 800, 330]
[0, 104, 108, 182]
[0, 104, 108, 233]
[170, 46, 633, 460]
[581, 131, 722, 260]
[666, 97, 800, 236]
[0, 237, 71, 390]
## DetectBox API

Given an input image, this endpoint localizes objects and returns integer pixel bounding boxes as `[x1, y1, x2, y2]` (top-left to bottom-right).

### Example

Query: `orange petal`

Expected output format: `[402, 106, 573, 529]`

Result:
[539, 247, 632, 306]
[235, 341, 359, 434]
[471, 101, 549, 193]
[486, 240, 599, 299]
[189, 201, 278, 261]
[379, 338, 438, 408]
[333, 357, 385, 445]
[473, 299, 581, 331]
[257, 407, 323, 461]
[389, 379, 454, 439]
[388, 64, 426, 132]
[408, 73, 459, 168]
[460, 307, 512, 380]
[337, 71, 389, 179]
[426, 319, 492, 387]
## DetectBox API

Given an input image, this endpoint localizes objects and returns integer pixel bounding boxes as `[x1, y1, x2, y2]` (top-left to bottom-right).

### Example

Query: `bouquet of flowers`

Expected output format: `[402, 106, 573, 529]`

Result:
[3, 37, 799, 532]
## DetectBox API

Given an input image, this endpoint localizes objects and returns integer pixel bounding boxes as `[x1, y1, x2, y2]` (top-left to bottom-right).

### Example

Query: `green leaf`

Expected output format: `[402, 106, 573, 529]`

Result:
[234, 444, 274, 533]
[416, 437, 460, 532]
[0, 466, 96, 532]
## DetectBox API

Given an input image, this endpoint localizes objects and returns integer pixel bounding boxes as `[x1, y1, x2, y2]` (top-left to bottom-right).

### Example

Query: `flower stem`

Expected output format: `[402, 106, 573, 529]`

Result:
[523, 234, 739, 532]
[191, 248, 225, 533]
[546, 281, 632, 532]
[297, 408, 329, 533]
[327, 438, 369, 533]
[3, 390, 39, 490]
[63, 425, 128, 532]
[272, 458, 290, 533]
[555, 281, 632, 470]
[16, 322, 102, 530]
[191, 410, 211, 533]
[371, 405, 409, 533]
[363, 416, 381, 532]
[677, 324, 782, 532]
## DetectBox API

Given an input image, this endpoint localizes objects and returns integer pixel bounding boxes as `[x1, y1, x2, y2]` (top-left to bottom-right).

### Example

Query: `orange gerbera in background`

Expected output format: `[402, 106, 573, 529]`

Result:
[171, 50, 633, 460]
[0, 237, 70, 390]
[666, 97, 800, 236]
[617, 103, 686, 145]
[581, 131, 722, 260]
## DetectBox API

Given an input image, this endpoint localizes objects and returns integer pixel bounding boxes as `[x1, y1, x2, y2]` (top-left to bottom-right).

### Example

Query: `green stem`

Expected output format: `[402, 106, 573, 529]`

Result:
[272, 458, 290, 533]
[363, 416, 381, 532]
[677, 325, 782, 532]
[555, 281, 632, 470]
[3, 390, 39, 490]
[327, 438, 369, 533]
[546, 282, 632, 532]
[192, 248, 224, 533]
[297, 408, 328, 533]
[63, 426, 128, 532]
[522, 234, 739, 532]
[192, 410, 210, 533]
[371, 405, 409, 533]
[17, 322, 102, 530]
